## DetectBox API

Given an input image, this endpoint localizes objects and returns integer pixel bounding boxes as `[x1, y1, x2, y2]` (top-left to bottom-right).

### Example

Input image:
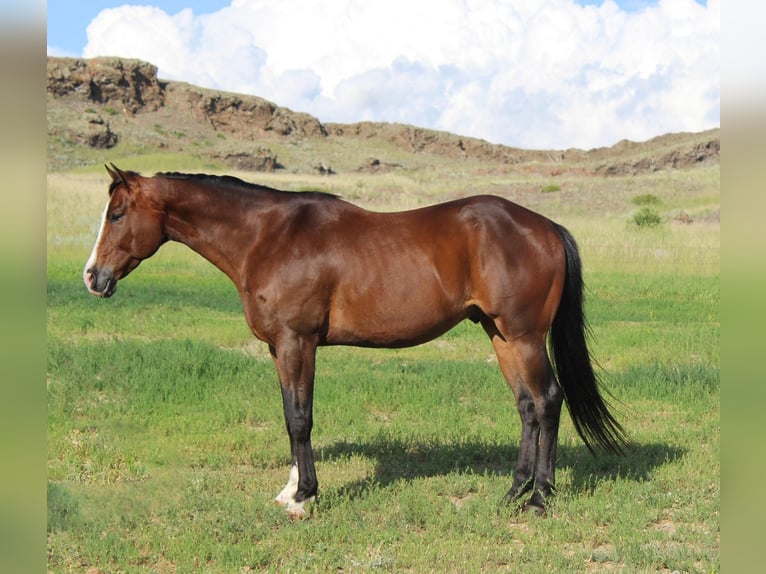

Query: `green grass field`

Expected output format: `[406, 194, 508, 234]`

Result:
[47, 166, 719, 573]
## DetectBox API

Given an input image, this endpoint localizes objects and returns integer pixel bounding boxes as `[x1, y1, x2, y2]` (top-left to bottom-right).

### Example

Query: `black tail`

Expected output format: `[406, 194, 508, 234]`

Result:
[550, 224, 628, 455]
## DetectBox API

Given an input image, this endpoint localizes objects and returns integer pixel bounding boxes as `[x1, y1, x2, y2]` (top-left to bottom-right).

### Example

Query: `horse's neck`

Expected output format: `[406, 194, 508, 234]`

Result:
[161, 183, 259, 288]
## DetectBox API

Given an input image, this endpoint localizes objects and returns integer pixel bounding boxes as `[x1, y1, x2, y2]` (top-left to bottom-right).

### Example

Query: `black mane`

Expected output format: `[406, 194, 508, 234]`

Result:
[156, 171, 340, 201]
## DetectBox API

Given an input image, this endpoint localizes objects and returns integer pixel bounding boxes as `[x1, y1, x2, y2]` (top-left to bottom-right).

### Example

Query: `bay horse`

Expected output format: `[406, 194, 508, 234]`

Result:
[84, 164, 626, 518]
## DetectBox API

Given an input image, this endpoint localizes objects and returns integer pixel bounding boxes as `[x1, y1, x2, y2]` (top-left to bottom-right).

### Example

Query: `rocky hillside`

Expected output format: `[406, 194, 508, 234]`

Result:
[47, 56, 719, 175]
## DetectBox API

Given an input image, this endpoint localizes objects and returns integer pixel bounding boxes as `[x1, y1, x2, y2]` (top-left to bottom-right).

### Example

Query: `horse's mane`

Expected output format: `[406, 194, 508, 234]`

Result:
[156, 171, 340, 201]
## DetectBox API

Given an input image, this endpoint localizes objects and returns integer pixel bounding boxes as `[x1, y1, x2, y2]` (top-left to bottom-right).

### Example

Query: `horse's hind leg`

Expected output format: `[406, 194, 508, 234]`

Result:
[486, 322, 563, 514]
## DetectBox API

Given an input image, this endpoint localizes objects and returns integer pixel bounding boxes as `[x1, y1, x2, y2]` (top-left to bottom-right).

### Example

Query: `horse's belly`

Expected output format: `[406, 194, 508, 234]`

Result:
[326, 289, 467, 348]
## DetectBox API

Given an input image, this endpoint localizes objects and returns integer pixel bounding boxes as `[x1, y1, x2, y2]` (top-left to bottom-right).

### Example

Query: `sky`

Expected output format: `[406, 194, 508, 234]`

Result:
[46, 0, 719, 150]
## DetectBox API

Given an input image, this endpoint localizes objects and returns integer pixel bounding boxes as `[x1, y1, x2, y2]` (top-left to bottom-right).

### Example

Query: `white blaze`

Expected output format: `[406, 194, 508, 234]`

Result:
[83, 202, 110, 288]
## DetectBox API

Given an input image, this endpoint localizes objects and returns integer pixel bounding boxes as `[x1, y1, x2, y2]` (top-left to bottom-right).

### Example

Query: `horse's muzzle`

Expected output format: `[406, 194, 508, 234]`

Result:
[84, 267, 117, 298]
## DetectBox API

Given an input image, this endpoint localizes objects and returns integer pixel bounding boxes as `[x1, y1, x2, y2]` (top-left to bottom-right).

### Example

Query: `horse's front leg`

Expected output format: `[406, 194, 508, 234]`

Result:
[270, 336, 318, 519]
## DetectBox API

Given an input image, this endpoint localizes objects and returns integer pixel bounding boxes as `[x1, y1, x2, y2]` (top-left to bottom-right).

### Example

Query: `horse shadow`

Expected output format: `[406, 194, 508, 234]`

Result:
[316, 436, 684, 506]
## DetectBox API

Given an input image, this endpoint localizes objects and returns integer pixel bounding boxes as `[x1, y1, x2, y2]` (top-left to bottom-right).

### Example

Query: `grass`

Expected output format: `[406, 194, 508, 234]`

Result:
[631, 193, 661, 206]
[47, 165, 719, 572]
[541, 184, 561, 193]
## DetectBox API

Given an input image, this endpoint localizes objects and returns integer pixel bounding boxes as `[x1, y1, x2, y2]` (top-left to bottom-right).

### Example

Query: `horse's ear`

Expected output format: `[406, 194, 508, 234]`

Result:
[105, 163, 134, 194]
[105, 163, 119, 181]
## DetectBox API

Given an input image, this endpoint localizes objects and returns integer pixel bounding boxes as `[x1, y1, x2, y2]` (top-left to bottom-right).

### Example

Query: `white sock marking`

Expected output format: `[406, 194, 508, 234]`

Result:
[274, 463, 299, 506]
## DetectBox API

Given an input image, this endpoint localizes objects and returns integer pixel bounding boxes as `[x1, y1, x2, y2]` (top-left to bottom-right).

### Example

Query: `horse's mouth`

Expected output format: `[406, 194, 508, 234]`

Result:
[97, 277, 117, 298]
[84, 269, 117, 298]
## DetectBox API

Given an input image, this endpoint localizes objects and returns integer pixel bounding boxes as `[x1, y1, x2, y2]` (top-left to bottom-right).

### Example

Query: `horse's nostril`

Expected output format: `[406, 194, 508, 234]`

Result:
[84, 267, 100, 291]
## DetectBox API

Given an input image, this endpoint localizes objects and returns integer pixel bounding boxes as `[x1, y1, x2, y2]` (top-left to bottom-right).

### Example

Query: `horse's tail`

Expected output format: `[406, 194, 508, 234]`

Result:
[549, 223, 628, 455]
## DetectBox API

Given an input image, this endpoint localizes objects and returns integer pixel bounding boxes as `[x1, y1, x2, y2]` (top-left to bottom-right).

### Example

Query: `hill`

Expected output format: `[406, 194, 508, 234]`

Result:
[47, 56, 719, 176]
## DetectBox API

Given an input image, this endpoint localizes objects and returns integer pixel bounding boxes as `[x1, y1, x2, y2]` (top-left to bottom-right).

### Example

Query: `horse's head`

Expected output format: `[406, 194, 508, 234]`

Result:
[83, 164, 167, 298]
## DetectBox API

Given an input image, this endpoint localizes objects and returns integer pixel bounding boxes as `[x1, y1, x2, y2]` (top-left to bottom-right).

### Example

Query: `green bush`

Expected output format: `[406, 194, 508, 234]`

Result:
[632, 206, 662, 228]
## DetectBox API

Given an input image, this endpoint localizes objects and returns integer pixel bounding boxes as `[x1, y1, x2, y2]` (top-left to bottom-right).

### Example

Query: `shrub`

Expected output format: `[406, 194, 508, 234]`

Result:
[541, 184, 561, 193]
[632, 207, 662, 228]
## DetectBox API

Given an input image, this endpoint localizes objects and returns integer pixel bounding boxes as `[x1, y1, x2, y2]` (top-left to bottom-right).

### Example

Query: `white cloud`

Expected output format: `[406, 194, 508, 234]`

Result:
[82, 0, 719, 149]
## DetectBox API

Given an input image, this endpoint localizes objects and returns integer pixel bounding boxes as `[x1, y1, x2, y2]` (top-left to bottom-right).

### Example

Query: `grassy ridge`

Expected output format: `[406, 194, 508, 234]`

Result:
[47, 169, 718, 572]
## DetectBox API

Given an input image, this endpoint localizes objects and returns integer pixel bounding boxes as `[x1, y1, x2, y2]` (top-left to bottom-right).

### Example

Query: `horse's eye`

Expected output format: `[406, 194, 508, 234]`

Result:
[109, 212, 125, 223]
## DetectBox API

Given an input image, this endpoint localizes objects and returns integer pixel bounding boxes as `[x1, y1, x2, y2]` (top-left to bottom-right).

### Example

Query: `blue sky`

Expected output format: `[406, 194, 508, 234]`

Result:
[46, 1, 718, 149]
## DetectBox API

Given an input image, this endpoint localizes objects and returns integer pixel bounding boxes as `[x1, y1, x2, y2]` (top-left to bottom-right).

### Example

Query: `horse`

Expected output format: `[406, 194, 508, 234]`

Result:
[84, 164, 627, 518]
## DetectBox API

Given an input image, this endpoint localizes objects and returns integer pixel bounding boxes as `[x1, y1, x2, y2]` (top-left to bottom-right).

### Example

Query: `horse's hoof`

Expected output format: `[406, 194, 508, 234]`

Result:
[284, 496, 314, 520]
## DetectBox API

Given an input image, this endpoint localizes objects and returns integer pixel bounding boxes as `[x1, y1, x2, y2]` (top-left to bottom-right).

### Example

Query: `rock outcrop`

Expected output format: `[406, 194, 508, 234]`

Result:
[47, 57, 165, 114]
[47, 56, 719, 175]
